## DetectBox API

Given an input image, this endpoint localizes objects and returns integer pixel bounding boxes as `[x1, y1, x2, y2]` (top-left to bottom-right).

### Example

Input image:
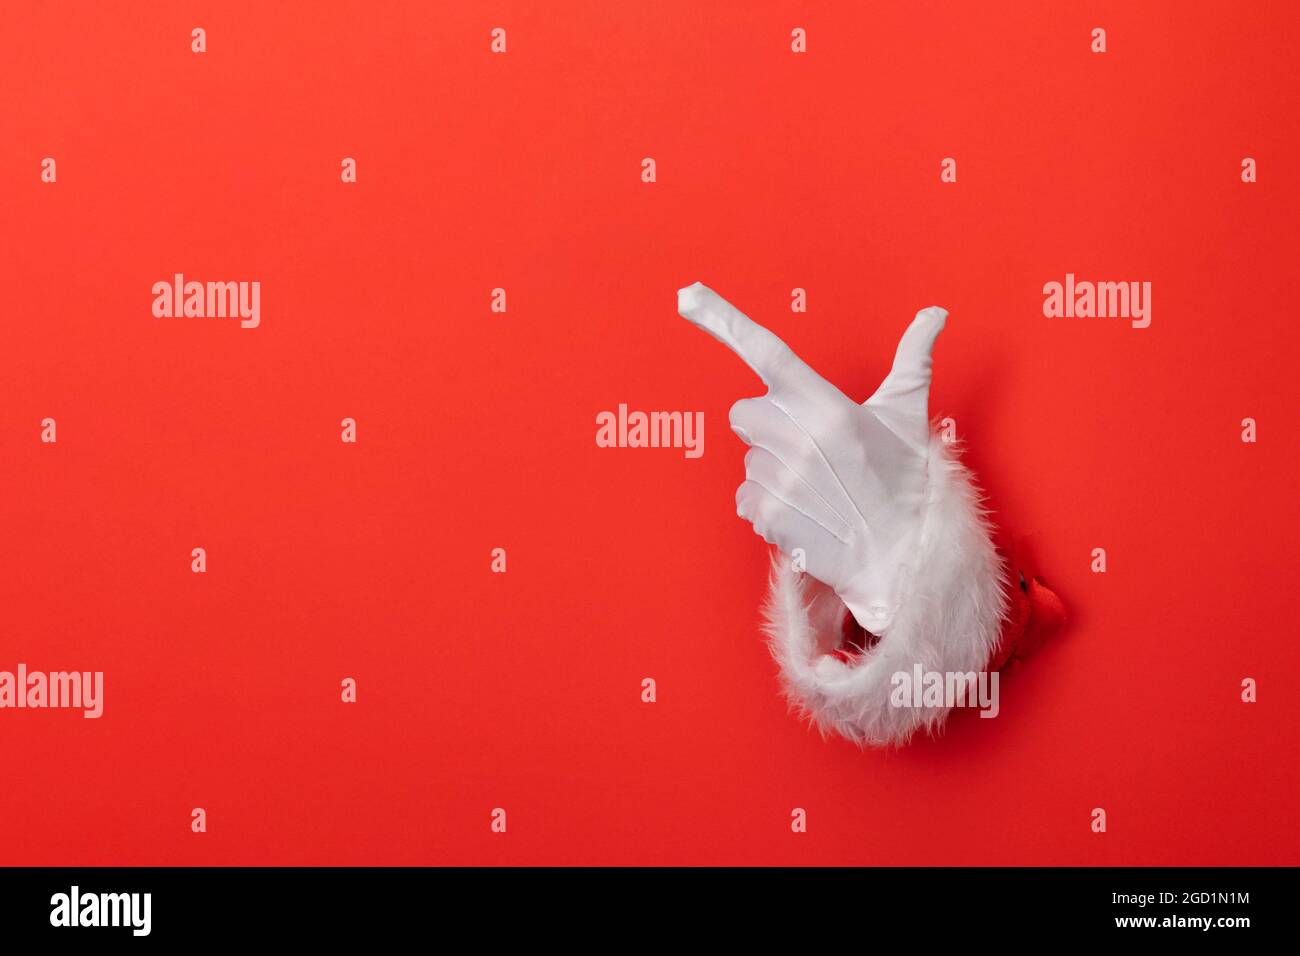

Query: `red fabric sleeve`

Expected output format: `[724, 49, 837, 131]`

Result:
[987, 525, 1066, 670]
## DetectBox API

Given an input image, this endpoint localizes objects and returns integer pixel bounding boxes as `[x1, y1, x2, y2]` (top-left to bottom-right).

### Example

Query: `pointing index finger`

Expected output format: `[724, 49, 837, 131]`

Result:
[677, 281, 814, 391]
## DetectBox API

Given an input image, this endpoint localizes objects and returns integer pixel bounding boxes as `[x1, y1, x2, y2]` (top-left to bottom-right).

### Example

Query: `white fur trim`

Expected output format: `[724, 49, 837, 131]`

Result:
[762, 432, 1008, 747]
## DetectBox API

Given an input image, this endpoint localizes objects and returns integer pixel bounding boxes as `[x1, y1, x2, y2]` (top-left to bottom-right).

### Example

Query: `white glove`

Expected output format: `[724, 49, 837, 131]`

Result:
[678, 281, 945, 636]
[678, 281, 1009, 746]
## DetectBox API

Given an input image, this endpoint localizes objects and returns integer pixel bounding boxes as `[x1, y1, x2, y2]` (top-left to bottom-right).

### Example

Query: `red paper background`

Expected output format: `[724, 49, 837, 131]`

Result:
[2, 1, 1297, 865]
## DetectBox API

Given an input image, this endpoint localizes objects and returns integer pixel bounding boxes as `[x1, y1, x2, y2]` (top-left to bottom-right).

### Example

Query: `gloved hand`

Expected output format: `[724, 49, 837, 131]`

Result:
[678, 281, 947, 636]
